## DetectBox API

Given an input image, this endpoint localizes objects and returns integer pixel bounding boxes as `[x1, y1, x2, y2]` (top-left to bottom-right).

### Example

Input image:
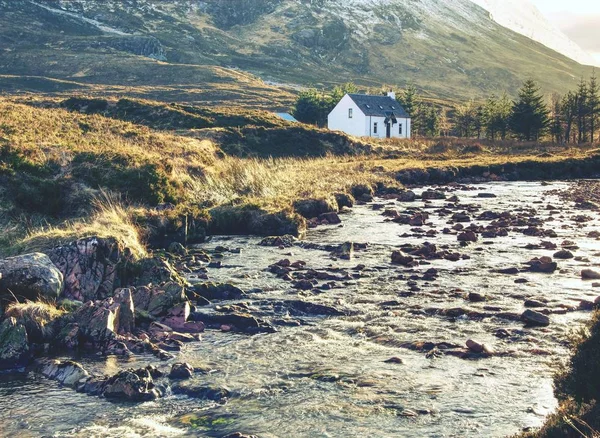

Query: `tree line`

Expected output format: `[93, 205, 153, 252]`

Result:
[293, 74, 600, 143]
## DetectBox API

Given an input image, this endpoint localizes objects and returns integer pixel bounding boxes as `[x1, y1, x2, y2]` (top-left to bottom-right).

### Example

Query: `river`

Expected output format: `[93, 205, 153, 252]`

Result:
[1, 181, 598, 438]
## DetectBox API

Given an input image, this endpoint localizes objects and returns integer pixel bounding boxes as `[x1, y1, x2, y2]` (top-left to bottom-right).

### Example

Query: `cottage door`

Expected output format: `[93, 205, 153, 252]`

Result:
[386, 122, 391, 138]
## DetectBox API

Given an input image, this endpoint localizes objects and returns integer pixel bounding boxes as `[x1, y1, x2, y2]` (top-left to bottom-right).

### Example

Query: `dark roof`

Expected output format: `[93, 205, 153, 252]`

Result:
[348, 94, 410, 118]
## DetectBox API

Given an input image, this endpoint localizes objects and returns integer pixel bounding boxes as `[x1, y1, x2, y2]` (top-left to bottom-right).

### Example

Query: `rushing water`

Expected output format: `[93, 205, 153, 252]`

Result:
[1, 181, 599, 438]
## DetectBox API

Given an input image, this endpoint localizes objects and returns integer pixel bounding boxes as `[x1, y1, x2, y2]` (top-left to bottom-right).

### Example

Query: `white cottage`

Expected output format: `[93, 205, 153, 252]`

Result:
[328, 92, 411, 139]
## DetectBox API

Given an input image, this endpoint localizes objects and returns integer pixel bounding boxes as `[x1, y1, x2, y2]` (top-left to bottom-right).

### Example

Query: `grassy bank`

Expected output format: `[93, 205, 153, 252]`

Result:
[520, 312, 600, 438]
[1, 95, 599, 258]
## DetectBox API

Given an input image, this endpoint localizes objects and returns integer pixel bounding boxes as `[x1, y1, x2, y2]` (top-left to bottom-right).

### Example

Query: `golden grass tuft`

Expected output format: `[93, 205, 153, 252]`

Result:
[13, 193, 147, 260]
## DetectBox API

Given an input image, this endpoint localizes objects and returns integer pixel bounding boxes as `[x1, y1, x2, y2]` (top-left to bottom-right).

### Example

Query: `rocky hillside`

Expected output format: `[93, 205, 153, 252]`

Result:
[0, 0, 594, 103]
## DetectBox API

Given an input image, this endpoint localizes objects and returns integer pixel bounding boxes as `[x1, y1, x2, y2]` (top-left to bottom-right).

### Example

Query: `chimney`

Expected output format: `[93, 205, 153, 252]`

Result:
[387, 90, 396, 100]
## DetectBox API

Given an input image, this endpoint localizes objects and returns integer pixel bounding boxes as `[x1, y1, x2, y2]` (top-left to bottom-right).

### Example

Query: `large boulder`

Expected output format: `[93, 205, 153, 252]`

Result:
[0, 253, 63, 301]
[47, 237, 129, 302]
[0, 317, 30, 370]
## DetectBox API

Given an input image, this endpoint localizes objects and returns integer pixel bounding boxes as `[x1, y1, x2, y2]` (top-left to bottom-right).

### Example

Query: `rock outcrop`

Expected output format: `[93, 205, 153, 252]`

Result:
[47, 237, 129, 302]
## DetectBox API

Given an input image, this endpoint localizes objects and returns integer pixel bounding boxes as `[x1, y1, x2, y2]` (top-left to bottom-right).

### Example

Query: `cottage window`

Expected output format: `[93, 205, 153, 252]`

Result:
[373, 122, 378, 134]
[348, 108, 353, 119]
[399, 124, 403, 135]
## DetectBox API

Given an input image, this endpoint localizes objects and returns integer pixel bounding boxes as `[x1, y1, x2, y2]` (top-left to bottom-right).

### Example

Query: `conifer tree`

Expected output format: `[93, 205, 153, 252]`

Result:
[589, 72, 599, 143]
[509, 79, 549, 141]
[575, 78, 589, 144]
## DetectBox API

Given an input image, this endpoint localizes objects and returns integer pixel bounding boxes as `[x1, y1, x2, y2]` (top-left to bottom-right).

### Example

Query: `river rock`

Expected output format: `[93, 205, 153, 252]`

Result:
[38, 359, 89, 387]
[422, 189, 446, 200]
[468, 292, 487, 302]
[283, 300, 346, 316]
[169, 362, 194, 379]
[319, 212, 342, 225]
[553, 250, 574, 259]
[458, 231, 478, 242]
[47, 237, 127, 302]
[0, 253, 63, 301]
[259, 235, 297, 248]
[0, 317, 30, 370]
[132, 282, 186, 317]
[526, 257, 557, 274]
[477, 193, 497, 198]
[102, 368, 160, 402]
[334, 193, 354, 209]
[397, 190, 416, 202]
[193, 283, 246, 301]
[172, 381, 232, 401]
[582, 269, 600, 280]
[70, 300, 120, 345]
[521, 309, 550, 327]
[391, 251, 415, 266]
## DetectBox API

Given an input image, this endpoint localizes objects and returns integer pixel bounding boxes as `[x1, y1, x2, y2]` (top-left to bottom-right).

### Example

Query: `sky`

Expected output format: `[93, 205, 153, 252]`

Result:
[530, 0, 600, 65]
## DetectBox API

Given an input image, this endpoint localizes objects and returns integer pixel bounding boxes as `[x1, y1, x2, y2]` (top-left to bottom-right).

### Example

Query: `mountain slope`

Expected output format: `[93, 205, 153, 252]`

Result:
[0, 0, 593, 103]
[470, 0, 595, 66]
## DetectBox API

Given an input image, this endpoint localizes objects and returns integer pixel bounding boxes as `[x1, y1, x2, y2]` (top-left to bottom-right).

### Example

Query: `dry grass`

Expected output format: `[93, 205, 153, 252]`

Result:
[0, 98, 218, 176]
[188, 155, 401, 210]
[11, 193, 147, 260]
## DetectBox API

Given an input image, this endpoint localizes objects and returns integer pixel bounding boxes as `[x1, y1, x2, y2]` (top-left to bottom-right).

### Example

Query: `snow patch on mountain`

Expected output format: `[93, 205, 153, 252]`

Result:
[470, 0, 594, 66]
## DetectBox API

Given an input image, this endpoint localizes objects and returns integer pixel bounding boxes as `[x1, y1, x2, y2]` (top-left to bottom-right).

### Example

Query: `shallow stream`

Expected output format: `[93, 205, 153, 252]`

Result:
[1, 181, 599, 438]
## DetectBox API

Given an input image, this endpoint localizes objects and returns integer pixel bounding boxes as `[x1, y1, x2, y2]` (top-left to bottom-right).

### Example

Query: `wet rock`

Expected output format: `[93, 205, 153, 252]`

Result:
[319, 212, 342, 225]
[283, 300, 346, 316]
[293, 279, 315, 291]
[582, 269, 600, 280]
[497, 267, 519, 275]
[457, 231, 478, 242]
[391, 251, 415, 267]
[332, 242, 354, 260]
[47, 237, 129, 302]
[467, 292, 487, 302]
[102, 368, 160, 402]
[384, 357, 405, 364]
[0, 253, 63, 301]
[0, 317, 30, 370]
[466, 339, 484, 353]
[259, 235, 297, 248]
[521, 310, 550, 327]
[524, 299, 546, 308]
[397, 190, 416, 202]
[222, 433, 258, 438]
[192, 283, 246, 301]
[526, 257, 557, 274]
[579, 300, 597, 311]
[38, 359, 89, 387]
[553, 250, 574, 259]
[172, 382, 232, 402]
[191, 312, 272, 334]
[477, 193, 497, 198]
[421, 189, 446, 200]
[169, 362, 194, 379]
